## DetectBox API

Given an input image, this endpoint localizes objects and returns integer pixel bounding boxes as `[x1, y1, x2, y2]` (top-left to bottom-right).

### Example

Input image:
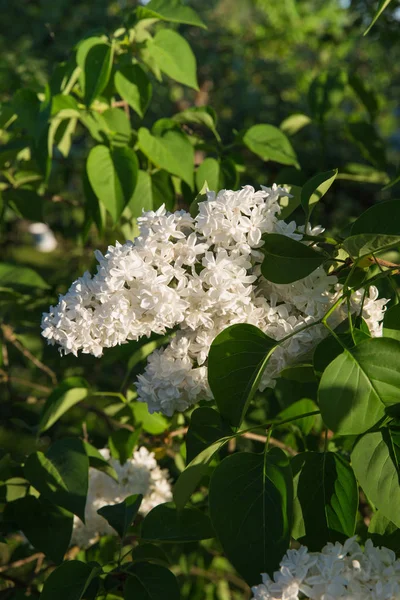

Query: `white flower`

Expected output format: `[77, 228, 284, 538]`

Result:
[251, 538, 400, 600]
[71, 446, 172, 548]
[42, 185, 389, 416]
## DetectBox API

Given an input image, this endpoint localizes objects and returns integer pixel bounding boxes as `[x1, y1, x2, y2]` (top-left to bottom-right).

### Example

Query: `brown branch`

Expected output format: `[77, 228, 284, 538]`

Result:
[1, 325, 57, 385]
[81, 403, 134, 432]
[186, 566, 250, 597]
[369, 255, 400, 272]
[0, 552, 44, 573]
[112, 100, 130, 119]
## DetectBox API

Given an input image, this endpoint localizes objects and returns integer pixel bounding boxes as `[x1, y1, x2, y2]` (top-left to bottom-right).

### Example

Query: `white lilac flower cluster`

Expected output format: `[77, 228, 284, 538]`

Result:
[251, 537, 400, 600]
[41, 185, 388, 416]
[71, 446, 172, 548]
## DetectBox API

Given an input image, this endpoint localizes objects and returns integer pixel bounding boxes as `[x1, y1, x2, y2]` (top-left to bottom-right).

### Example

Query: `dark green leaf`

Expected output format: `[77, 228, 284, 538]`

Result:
[186, 407, 232, 465]
[145, 30, 198, 90]
[277, 184, 302, 220]
[261, 233, 325, 284]
[138, 127, 194, 188]
[243, 124, 299, 167]
[8, 495, 72, 563]
[87, 145, 138, 222]
[76, 37, 113, 106]
[109, 428, 141, 465]
[291, 452, 358, 550]
[24, 438, 89, 521]
[343, 233, 400, 258]
[40, 560, 101, 600]
[208, 324, 278, 426]
[6, 189, 44, 222]
[319, 338, 400, 435]
[277, 399, 318, 435]
[141, 503, 214, 542]
[151, 170, 175, 211]
[132, 543, 169, 566]
[383, 304, 400, 341]
[351, 199, 400, 236]
[124, 563, 180, 600]
[348, 73, 379, 120]
[137, 0, 206, 28]
[352, 429, 400, 527]
[368, 511, 400, 552]
[97, 494, 142, 538]
[83, 442, 118, 482]
[209, 449, 293, 584]
[39, 377, 89, 432]
[301, 169, 337, 220]
[115, 65, 152, 118]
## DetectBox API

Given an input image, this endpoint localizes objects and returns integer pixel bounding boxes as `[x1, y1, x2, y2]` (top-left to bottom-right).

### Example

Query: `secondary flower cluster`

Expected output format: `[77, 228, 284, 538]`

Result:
[71, 446, 172, 548]
[251, 537, 400, 600]
[42, 185, 388, 416]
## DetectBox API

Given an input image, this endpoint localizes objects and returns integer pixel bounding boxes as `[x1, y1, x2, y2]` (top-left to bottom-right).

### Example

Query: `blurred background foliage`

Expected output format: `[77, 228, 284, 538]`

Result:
[0, 0, 399, 597]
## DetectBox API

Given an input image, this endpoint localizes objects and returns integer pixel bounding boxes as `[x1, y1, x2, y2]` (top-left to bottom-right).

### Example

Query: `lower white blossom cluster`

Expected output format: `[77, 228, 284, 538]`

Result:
[251, 538, 400, 600]
[41, 185, 388, 416]
[71, 446, 172, 548]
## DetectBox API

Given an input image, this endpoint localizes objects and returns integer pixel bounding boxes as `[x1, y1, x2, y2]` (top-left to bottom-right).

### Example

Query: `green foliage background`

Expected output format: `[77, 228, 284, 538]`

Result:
[0, 0, 400, 598]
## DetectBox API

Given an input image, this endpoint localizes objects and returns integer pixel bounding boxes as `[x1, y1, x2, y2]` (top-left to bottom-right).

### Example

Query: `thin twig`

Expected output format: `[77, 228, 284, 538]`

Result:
[0, 371, 51, 393]
[1, 325, 57, 385]
[185, 566, 250, 597]
[0, 552, 44, 573]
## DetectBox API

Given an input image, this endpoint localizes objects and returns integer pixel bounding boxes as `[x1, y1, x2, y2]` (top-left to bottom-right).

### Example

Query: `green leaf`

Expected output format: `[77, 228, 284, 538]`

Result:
[291, 452, 358, 550]
[277, 399, 318, 435]
[0, 263, 49, 291]
[151, 170, 175, 211]
[24, 438, 89, 521]
[319, 338, 400, 435]
[186, 407, 232, 465]
[352, 429, 400, 527]
[243, 124, 299, 167]
[337, 163, 389, 184]
[208, 324, 278, 426]
[131, 402, 169, 435]
[8, 495, 72, 563]
[115, 65, 152, 118]
[195, 158, 220, 192]
[101, 108, 131, 146]
[109, 428, 141, 465]
[209, 449, 293, 584]
[131, 543, 170, 566]
[128, 170, 153, 217]
[261, 233, 325, 284]
[83, 442, 118, 482]
[301, 169, 337, 220]
[277, 184, 302, 220]
[313, 331, 369, 374]
[76, 37, 113, 106]
[347, 121, 387, 170]
[343, 233, 400, 258]
[97, 494, 142, 538]
[173, 435, 231, 510]
[6, 189, 44, 222]
[138, 127, 194, 188]
[173, 106, 220, 141]
[280, 113, 311, 136]
[40, 560, 101, 600]
[368, 511, 400, 552]
[39, 377, 89, 432]
[124, 563, 180, 600]
[383, 304, 400, 341]
[364, 0, 393, 34]
[141, 503, 214, 542]
[87, 145, 138, 222]
[145, 30, 198, 90]
[137, 0, 206, 28]
[351, 199, 400, 236]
